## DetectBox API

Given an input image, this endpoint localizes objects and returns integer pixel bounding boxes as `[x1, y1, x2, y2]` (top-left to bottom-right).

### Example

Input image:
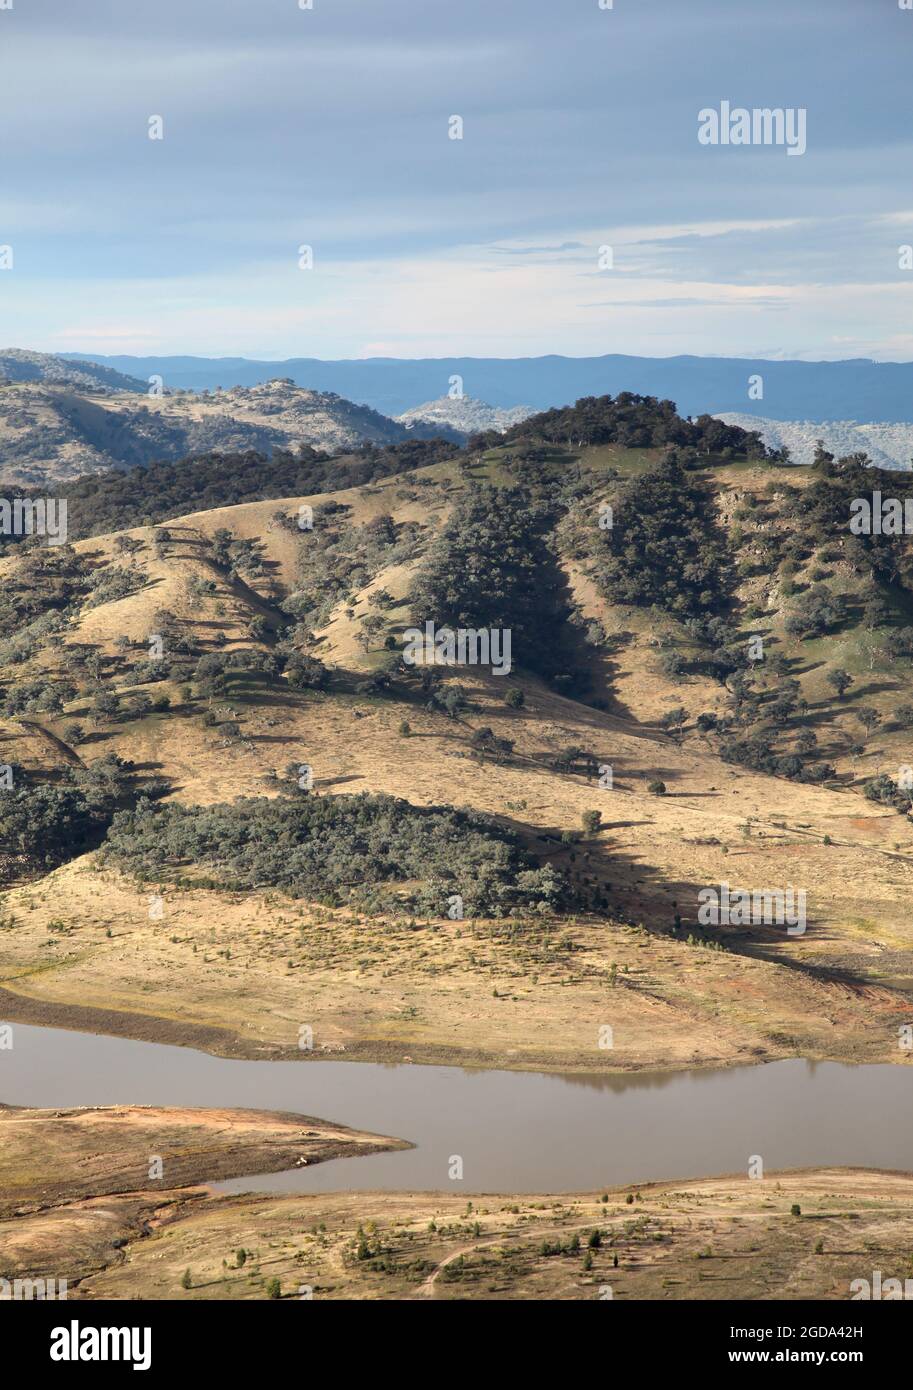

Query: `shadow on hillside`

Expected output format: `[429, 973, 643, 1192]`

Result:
[490, 808, 910, 998]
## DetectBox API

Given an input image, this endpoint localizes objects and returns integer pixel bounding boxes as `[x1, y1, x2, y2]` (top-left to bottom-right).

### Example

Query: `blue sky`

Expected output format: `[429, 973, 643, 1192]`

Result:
[1, 0, 911, 360]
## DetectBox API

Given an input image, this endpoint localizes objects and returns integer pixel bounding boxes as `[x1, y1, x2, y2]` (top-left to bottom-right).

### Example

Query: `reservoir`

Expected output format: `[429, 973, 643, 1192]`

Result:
[3, 1021, 911, 1194]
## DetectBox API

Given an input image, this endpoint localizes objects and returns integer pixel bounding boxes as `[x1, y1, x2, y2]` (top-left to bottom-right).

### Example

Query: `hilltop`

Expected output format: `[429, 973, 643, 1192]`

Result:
[0, 374, 460, 487]
[1, 393, 912, 1073]
[0, 348, 146, 394]
[397, 395, 534, 437]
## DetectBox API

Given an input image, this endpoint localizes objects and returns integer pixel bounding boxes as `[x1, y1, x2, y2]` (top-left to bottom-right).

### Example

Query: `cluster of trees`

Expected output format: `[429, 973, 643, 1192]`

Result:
[719, 733, 835, 784]
[189, 646, 302, 701]
[210, 528, 266, 579]
[288, 506, 408, 633]
[0, 544, 93, 640]
[410, 485, 577, 684]
[784, 584, 849, 639]
[804, 450, 913, 596]
[3, 674, 77, 716]
[501, 393, 770, 458]
[593, 458, 733, 618]
[83, 563, 145, 609]
[863, 773, 912, 815]
[0, 754, 149, 868]
[101, 791, 570, 917]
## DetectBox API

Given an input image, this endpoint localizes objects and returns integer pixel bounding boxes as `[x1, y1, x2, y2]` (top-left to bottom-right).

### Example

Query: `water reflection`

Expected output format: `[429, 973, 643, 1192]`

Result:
[3, 1022, 912, 1194]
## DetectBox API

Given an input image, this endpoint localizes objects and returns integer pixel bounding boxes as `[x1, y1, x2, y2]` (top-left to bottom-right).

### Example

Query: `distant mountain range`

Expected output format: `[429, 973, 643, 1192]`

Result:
[6, 348, 913, 487]
[64, 350, 913, 422]
[716, 413, 913, 471]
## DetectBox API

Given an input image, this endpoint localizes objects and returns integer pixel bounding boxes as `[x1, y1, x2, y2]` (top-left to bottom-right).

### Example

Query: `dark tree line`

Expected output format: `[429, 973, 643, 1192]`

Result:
[593, 457, 734, 618]
[102, 791, 570, 917]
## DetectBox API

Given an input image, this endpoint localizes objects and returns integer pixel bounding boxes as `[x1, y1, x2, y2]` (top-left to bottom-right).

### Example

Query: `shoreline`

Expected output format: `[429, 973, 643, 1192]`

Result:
[2, 981, 910, 1078]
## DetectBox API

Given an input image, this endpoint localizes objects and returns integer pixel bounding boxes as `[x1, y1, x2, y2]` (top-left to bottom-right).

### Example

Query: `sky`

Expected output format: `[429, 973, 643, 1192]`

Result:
[1, 0, 911, 361]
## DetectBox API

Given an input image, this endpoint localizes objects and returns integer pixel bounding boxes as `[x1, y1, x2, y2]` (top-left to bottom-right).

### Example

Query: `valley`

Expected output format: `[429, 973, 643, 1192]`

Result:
[2, 392, 913, 1302]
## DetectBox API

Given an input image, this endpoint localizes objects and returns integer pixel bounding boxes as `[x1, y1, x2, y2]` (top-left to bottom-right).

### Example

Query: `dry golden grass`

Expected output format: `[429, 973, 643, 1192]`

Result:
[1, 458, 912, 1072]
[17, 1168, 913, 1301]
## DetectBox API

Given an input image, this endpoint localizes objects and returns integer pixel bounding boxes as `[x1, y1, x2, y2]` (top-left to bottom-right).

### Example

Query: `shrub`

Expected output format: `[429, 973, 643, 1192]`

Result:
[784, 585, 848, 639]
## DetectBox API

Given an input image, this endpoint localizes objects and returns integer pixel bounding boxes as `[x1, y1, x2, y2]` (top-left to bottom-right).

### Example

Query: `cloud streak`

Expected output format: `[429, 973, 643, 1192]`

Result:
[1, 0, 910, 358]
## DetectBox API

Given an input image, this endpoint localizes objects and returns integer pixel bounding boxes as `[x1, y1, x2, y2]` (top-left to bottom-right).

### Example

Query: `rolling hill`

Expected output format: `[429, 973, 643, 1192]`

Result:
[717, 412, 913, 471]
[1, 393, 912, 1077]
[0, 372, 461, 487]
[396, 395, 534, 436]
[0, 348, 147, 393]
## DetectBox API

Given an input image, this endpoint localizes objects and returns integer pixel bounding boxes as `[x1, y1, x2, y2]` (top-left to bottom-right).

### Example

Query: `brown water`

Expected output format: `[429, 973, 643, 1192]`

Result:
[3, 1021, 912, 1193]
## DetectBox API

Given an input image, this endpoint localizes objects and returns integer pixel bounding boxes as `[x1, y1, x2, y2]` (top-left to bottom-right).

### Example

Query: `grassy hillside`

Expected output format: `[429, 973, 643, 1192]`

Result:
[1, 397, 912, 1071]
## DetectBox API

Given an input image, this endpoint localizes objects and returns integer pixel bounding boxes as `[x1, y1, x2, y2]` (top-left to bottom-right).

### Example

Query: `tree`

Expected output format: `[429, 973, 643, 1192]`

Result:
[795, 729, 817, 755]
[826, 668, 853, 700]
[660, 707, 687, 739]
[356, 612, 385, 652]
[855, 707, 881, 741]
[658, 650, 685, 679]
[581, 809, 602, 835]
[285, 653, 329, 690]
[92, 691, 120, 724]
[863, 774, 912, 814]
[211, 527, 234, 567]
